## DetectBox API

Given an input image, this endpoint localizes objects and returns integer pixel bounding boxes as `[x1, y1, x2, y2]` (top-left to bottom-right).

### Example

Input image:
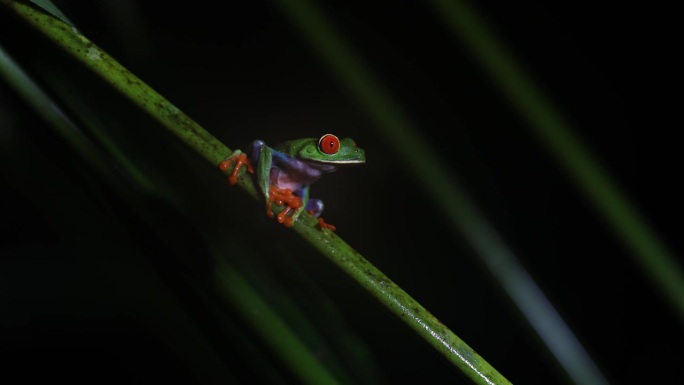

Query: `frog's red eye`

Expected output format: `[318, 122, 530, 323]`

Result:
[319, 134, 340, 155]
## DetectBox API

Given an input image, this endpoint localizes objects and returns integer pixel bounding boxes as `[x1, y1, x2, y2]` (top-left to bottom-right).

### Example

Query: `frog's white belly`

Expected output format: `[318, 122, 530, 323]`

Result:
[270, 167, 319, 192]
[273, 174, 305, 191]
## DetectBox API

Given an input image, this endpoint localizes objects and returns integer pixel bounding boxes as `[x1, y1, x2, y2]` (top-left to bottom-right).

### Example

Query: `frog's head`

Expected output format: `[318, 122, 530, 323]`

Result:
[290, 134, 366, 165]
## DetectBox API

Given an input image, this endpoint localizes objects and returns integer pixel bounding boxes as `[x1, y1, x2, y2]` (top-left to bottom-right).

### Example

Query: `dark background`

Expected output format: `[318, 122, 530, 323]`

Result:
[1, 1, 681, 384]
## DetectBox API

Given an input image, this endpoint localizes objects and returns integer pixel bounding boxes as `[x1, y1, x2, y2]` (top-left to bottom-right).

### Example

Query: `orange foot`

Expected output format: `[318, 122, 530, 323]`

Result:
[317, 217, 336, 231]
[266, 186, 303, 228]
[219, 152, 254, 185]
[307, 210, 336, 231]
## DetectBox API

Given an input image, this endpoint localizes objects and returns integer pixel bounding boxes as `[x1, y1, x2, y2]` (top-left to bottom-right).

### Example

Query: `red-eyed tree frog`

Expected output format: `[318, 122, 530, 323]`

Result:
[219, 134, 366, 230]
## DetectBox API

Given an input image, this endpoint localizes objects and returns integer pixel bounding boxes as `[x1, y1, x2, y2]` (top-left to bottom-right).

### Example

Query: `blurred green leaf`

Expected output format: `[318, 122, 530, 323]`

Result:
[28, 0, 74, 26]
[428, 0, 684, 325]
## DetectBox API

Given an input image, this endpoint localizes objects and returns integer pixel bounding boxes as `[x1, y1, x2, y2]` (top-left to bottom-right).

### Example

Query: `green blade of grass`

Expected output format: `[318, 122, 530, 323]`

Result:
[214, 257, 343, 385]
[223, 236, 381, 385]
[27, 0, 74, 27]
[429, 0, 684, 327]
[1, 2, 511, 384]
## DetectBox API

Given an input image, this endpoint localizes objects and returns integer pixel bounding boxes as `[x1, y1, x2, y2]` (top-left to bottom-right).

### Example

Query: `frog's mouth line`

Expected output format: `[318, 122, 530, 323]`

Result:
[313, 158, 366, 165]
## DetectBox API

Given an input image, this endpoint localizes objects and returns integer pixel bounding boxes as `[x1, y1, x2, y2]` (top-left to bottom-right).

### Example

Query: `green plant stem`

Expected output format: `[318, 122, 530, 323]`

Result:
[295, 223, 510, 385]
[1, 2, 511, 384]
[0, 40, 342, 385]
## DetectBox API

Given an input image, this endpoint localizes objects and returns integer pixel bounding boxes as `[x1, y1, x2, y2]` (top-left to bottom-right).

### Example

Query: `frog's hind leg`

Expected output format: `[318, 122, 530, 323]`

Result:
[294, 186, 322, 218]
[308, 199, 335, 230]
[297, 188, 334, 230]
[305, 199, 324, 218]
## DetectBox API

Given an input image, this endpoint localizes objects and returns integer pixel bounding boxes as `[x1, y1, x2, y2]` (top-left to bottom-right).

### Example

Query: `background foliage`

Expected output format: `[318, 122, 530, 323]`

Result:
[1, 1, 682, 384]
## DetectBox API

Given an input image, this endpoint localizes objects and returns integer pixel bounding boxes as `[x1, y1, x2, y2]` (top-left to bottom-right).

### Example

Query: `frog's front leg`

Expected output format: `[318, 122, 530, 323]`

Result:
[218, 149, 255, 185]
